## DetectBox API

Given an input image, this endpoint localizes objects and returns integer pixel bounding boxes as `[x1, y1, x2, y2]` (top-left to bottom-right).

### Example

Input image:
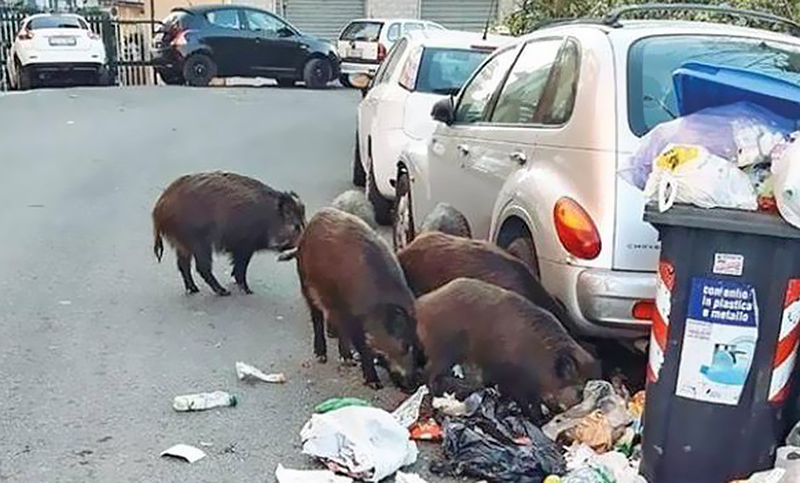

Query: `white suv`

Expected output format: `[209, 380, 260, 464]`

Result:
[392, 6, 800, 339]
[353, 29, 509, 224]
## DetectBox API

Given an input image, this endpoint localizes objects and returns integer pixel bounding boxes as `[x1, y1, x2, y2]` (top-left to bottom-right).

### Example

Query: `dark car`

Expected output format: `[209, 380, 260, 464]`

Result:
[150, 5, 340, 88]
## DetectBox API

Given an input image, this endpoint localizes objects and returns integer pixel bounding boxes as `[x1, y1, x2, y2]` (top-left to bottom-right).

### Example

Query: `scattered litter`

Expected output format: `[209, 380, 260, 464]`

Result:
[300, 405, 418, 482]
[199, 441, 213, 448]
[392, 385, 429, 428]
[452, 364, 465, 378]
[277, 316, 284, 321]
[59, 300, 72, 305]
[396, 471, 428, 483]
[409, 418, 442, 441]
[774, 445, 800, 481]
[627, 391, 645, 436]
[558, 447, 646, 483]
[730, 468, 787, 483]
[429, 388, 565, 483]
[314, 397, 372, 414]
[771, 136, 800, 229]
[235, 361, 286, 384]
[275, 463, 353, 483]
[432, 393, 468, 417]
[568, 410, 613, 453]
[160, 444, 206, 464]
[67, 121, 75, 125]
[172, 391, 237, 412]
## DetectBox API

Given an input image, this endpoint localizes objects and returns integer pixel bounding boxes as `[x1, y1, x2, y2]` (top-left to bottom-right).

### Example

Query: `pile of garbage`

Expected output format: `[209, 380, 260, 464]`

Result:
[620, 101, 800, 227]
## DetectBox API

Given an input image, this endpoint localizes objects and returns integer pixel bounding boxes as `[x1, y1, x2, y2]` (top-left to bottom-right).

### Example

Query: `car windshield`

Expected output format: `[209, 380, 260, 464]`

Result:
[628, 34, 800, 137]
[415, 47, 490, 95]
[28, 16, 87, 30]
[340, 21, 383, 42]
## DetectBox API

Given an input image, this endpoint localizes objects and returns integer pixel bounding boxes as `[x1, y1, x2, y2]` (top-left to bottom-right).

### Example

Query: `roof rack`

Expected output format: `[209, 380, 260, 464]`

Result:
[602, 3, 800, 36]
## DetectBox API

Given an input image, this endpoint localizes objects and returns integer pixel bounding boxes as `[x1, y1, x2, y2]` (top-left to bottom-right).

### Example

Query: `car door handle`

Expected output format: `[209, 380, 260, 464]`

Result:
[457, 144, 470, 156]
[510, 151, 527, 165]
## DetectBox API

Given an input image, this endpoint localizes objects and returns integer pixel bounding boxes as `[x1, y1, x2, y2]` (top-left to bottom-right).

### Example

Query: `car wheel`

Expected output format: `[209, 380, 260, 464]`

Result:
[182, 54, 217, 87]
[158, 70, 184, 86]
[367, 159, 393, 226]
[276, 78, 296, 88]
[352, 133, 366, 187]
[506, 235, 541, 279]
[17, 63, 32, 91]
[339, 74, 352, 88]
[303, 58, 331, 89]
[392, 169, 415, 251]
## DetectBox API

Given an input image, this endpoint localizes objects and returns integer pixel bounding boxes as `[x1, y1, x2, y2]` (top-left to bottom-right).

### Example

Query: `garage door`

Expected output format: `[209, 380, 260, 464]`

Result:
[421, 0, 495, 32]
[283, 0, 365, 41]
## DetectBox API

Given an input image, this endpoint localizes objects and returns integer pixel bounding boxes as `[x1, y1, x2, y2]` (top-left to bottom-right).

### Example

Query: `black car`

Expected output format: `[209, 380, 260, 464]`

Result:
[151, 5, 340, 88]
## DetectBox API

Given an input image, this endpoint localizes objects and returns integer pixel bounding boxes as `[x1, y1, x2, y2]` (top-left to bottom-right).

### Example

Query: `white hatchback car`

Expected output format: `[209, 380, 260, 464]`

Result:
[6, 13, 109, 90]
[337, 18, 445, 86]
[353, 29, 510, 224]
[392, 7, 800, 339]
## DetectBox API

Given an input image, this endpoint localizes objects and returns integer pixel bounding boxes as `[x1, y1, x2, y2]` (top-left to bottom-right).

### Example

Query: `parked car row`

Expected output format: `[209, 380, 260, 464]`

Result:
[351, 6, 800, 341]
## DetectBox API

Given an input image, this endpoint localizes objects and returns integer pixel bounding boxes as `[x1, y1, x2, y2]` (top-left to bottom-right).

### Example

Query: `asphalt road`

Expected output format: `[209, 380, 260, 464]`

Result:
[0, 85, 448, 482]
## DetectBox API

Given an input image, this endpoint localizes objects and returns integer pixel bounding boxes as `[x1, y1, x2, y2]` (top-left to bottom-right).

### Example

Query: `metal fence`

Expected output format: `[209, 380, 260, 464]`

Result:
[0, 8, 161, 90]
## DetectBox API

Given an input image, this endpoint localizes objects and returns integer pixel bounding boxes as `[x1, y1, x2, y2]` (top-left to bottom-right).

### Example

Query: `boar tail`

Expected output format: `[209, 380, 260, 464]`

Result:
[153, 228, 164, 263]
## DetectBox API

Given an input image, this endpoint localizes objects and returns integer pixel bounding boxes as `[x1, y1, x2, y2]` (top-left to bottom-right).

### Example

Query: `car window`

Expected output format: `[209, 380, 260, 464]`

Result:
[414, 47, 490, 95]
[244, 10, 287, 35]
[205, 9, 242, 30]
[28, 15, 87, 30]
[490, 38, 563, 124]
[534, 38, 581, 125]
[403, 22, 424, 34]
[340, 21, 382, 41]
[376, 37, 408, 84]
[426, 23, 445, 31]
[628, 34, 800, 137]
[386, 23, 401, 42]
[454, 46, 518, 124]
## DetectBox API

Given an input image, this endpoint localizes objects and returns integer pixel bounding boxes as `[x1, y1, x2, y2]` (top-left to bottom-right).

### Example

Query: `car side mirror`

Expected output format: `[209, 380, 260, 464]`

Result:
[431, 96, 455, 125]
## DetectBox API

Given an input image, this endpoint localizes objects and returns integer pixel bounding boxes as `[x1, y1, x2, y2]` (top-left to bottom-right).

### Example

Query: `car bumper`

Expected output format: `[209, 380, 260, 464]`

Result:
[24, 61, 106, 80]
[341, 61, 379, 76]
[540, 258, 655, 338]
[150, 47, 183, 70]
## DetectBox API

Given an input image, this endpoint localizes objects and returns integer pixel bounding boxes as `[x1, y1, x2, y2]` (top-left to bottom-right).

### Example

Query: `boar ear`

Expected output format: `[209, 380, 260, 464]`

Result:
[554, 349, 580, 382]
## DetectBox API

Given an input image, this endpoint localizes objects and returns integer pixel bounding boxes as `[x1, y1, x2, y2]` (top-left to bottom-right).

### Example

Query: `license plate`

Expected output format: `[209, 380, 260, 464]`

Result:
[49, 36, 76, 46]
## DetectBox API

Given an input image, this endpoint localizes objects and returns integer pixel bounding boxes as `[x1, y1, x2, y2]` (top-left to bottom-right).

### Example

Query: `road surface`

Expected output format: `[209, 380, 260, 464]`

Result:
[0, 85, 446, 482]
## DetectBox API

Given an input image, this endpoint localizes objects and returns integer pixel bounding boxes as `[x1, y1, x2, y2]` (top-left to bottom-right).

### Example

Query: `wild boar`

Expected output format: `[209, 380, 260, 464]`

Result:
[419, 202, 472, 239]
[397, 231, 574, 330]
[331, 189, 377, 229]
[416, 277, 600, 421]
[152, 171, 306, 296]
[295, 207, 421, 391]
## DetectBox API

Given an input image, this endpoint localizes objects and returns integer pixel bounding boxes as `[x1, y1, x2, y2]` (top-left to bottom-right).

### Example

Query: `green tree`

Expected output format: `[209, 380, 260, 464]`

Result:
[505, 0, 798, 35]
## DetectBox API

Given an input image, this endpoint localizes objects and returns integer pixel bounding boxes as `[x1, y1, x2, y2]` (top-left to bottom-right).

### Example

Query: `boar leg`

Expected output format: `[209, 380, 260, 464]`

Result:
[300, 282, 327, 363]
[193, 244, 230, 296]
[231, 250, 254, 294]
[347, 321, 382, 390]
[177, 251, 199, 294]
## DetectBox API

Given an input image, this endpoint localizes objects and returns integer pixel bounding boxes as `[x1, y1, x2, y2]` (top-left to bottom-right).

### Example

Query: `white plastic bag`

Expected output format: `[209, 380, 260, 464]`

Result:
[643, 144, 757, 212]
[772, 136, 800, 229]
[300, 406, 418, 482]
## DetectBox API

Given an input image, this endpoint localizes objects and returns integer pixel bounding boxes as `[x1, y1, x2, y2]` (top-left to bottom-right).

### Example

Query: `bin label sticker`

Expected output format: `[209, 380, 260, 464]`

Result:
[675, 277, 758, 406]
[768, 279, 800, 403]
[648, 261, 674, 384]
[713, 253, 744, 277]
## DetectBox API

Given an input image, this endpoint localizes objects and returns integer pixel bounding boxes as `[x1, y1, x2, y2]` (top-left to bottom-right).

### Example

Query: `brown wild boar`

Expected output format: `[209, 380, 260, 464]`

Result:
[416, 277, 600, 421]
[419, 202, 472, 239]
[295, 207, 421, 391]
[152, 171, 306, 296]
[397, 231, 575, 330]
[331, 189, 377, 229]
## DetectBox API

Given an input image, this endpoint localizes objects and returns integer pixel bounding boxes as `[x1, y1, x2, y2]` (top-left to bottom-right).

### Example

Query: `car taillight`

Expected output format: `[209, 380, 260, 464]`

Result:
[553, 197, 602, 260]
[377, 43, 387, 61]
[17, 29, 33, 40]
[632, 300, 656, 321]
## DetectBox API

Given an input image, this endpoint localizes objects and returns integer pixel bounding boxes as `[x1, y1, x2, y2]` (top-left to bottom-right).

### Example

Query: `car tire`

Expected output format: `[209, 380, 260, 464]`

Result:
[158, 70, 184, 86]
[303, 57, 331, 89]
[367, 160, 393, 226]
[352, 133, 366, 187]
[276, 78, 296, 88]
[506, 235, 541, 279]
[339, 74, 352, 88]
[182, 54, 217, 87]
[392, 169, 415, 251]
[17, 63, 32, 91]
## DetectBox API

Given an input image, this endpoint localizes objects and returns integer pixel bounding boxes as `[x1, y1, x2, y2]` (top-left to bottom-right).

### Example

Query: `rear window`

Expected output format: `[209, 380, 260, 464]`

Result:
[340, 21, 383, 42]
[28, 16, 87, 30]
[414, 47, 491, 95]
[628, 34, 800, 137]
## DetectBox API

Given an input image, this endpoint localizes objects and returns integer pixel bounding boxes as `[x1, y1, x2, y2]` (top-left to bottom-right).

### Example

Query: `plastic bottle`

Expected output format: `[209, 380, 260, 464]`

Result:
[172, 391, 237, 412]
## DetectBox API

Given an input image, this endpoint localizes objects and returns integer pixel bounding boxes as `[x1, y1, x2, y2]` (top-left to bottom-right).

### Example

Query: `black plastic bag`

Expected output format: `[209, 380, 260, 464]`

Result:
[429, 388, 566, 483]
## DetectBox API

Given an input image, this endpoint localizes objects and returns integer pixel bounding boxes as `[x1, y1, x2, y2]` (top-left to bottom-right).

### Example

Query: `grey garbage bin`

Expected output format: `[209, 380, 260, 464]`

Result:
[641, 202, 800, 483]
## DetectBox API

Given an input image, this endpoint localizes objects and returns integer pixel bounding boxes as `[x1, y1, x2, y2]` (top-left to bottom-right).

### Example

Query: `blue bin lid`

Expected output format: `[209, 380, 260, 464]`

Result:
[673, 61, 800, 119]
